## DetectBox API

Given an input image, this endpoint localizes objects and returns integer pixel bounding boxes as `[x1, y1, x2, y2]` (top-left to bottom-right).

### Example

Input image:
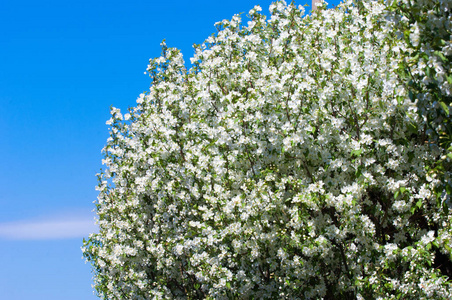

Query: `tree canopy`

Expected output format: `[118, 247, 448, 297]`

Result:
[83, 0, 452, 298]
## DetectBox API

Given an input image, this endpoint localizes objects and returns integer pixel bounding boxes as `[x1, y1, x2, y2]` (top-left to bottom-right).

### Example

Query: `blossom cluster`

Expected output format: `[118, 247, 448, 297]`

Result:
[83, 0, 452, 299]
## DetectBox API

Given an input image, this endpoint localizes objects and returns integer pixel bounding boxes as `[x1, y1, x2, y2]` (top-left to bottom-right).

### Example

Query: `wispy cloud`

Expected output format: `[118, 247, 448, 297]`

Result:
[0, 211, 98, 240]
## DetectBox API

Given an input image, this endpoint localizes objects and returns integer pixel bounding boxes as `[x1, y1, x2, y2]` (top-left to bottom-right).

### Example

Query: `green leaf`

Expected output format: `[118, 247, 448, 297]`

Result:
[416, 199, 423, 209]
[355, 166, 362, 178]
[351, 149, 362, 157]
[408, 152, 415, 163]
[446, 183, 452, 195]
[434, 51, 447, 63]
[447, 75, 452, 85]
[407, 122, 418, 134]
[439, 102, 449, 115]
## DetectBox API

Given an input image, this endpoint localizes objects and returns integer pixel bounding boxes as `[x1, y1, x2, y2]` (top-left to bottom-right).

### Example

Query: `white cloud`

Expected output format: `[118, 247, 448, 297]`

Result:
[0, 211, 98, 240]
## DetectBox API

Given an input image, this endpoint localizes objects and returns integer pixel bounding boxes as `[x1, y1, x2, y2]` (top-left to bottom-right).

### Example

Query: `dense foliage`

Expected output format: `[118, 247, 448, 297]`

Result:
[83, 0, 452, 298]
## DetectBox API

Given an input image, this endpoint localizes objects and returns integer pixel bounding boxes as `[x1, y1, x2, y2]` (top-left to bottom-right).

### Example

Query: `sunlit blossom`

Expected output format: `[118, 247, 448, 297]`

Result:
[83, 0, 452, 299]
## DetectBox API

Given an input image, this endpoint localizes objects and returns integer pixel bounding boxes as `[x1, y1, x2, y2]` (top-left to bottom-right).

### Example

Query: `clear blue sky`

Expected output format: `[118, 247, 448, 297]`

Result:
[0, 0, 340, 298]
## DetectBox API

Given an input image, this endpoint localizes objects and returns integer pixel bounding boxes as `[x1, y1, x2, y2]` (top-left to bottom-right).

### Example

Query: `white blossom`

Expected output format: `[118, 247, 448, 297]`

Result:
[83, 0, 452, 299]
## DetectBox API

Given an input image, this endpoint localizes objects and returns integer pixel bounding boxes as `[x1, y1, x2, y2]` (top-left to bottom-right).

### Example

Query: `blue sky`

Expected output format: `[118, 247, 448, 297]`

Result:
[0, 0, 340, 298]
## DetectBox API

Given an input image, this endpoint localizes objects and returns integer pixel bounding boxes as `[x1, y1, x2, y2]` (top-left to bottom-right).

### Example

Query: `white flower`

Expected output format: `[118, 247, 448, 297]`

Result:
[420, 231, 435, 246]
[174, 244, 184, 255]
[410, 22, 421, 47]
[83, 1, 452, 298]
[384, 243, 398, 260]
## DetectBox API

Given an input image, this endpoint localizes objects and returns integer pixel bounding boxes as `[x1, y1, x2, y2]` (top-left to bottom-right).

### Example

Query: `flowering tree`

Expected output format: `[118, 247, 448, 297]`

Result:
[83, 0, 452, 298]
